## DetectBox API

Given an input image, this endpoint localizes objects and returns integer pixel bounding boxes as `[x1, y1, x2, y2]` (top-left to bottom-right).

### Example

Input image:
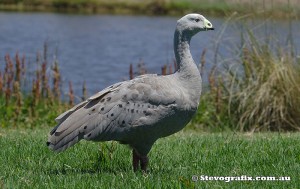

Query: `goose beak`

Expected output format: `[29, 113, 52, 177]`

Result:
[204, 18, 214, 30]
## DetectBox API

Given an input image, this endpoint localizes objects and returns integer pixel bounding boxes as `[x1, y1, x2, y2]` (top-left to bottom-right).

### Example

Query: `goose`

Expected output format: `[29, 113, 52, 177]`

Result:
[47, 13, 214, 172]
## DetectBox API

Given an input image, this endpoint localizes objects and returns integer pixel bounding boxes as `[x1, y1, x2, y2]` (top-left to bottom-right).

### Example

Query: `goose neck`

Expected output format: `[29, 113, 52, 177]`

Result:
[173, 30, 199, 77]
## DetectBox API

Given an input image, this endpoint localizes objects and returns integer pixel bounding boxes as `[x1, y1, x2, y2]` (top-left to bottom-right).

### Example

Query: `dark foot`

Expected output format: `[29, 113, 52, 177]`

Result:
[132, 149, 149, 172]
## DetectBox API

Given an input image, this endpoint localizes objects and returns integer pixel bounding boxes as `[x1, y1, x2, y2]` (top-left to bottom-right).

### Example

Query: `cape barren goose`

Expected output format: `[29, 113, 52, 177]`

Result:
[47, 13, 214, 172]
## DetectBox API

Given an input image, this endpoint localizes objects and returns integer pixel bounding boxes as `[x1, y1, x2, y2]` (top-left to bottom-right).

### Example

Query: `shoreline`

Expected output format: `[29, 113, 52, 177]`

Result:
[0, 1, 299, 19]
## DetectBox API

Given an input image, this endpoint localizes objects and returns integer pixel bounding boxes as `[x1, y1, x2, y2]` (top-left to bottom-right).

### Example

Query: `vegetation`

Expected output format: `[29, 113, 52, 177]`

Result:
[0, 0, 299, 18]
[189, 14, 300, 132]
[0, 129, 299, 188]
[0, 43, 83, 128]
[220, 35, 300, 132]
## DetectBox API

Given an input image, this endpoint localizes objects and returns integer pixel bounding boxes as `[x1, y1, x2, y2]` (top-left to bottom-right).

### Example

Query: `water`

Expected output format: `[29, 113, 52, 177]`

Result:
[0, 12, 299, 97]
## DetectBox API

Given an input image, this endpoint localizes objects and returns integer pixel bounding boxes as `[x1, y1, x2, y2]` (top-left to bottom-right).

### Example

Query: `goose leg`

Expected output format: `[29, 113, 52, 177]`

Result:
[132, 149, 139, 172]
[132, 149, 149, 172]
[140, 155, 149, 172]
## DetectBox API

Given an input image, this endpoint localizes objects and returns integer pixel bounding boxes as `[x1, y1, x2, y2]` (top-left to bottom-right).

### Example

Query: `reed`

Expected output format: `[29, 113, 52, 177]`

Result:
[82, 80, 87, 101]
[0, 72, 3, 95]
[161, 65, 167, 75]
[52, 59, 61, 100]
[129, 63, 133, 80]
[68, 81, 74, 106]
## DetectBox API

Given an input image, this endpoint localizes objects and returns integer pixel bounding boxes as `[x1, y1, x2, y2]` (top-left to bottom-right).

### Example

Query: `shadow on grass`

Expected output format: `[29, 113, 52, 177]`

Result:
[46, 164, 130, 175]
[46, 154, 131, 175]
[45, 157, 173, 175]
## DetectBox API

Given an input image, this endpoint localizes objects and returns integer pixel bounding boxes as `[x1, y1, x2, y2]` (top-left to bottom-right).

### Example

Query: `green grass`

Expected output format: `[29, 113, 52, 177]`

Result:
[0, 128, 299, 188]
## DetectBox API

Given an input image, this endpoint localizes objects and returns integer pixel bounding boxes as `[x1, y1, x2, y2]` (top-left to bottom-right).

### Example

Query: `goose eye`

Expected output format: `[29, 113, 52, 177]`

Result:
[195, 19, 200, 22]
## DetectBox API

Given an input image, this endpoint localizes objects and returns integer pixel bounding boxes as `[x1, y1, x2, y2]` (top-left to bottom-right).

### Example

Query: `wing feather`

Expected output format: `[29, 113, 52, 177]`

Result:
[47, 75, 181, 152]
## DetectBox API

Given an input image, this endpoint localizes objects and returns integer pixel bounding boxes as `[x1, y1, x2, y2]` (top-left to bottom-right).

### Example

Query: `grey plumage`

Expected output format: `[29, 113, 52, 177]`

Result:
[47, 13, 214, 171]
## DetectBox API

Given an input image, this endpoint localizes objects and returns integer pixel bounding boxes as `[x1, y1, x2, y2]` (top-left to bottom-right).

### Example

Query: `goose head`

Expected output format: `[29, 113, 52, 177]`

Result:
[176, 13, 214, 37]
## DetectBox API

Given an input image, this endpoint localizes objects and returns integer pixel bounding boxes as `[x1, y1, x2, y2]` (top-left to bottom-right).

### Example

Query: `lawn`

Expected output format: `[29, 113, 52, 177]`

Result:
[0, 129, 299, 188]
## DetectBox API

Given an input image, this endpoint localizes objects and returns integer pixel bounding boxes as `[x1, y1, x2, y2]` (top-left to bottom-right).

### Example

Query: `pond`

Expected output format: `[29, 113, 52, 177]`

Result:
[0, 12, 299, 97]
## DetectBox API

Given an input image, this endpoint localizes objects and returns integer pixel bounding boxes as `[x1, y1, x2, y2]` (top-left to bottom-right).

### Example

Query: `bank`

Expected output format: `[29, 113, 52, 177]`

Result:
[0, 0, 299, 19]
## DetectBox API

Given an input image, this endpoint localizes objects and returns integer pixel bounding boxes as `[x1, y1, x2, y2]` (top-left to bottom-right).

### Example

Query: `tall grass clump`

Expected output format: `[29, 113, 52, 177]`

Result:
[204, 16, 300, 132]
[228, 38, 300, 132]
